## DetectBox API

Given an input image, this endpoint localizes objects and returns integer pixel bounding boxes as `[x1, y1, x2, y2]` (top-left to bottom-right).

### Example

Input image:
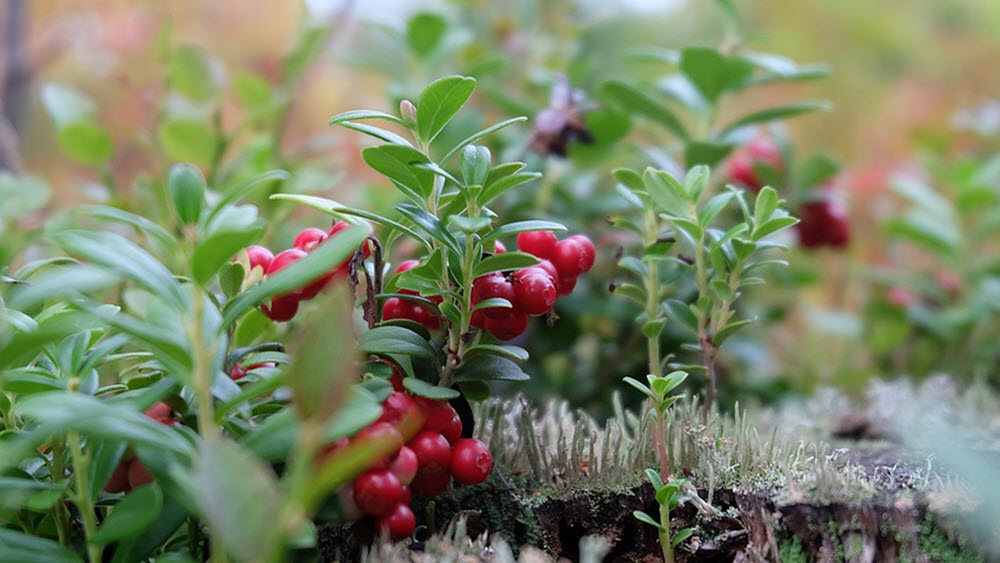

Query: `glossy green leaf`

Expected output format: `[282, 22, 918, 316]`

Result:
[472, 251, 540, 276]
[643, 168, 688, 217]
[463, 344, 529, 362]
[329, 109, 408, 127]
[403, 377, 459, 399]
[461, 145, 491, 187]
[479, 171, 540, 204]
[612, 282, 646, 305]
[359, 326, 437, 360]
[415, 75, 476, 144]
[338, 121, 413, 147]
[454, 354, 529, 382]
[484, 220, 566, 242]
[363, 145, 434, 199]
[712, 318, 754, 346]
[632, 510, 664, 530]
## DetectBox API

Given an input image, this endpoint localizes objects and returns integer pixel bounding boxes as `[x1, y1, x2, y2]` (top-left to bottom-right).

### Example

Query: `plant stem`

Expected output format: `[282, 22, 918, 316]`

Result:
[642, 209, 671, 481]
[659, 501, 674, 563]
[67, 431, 102, 563]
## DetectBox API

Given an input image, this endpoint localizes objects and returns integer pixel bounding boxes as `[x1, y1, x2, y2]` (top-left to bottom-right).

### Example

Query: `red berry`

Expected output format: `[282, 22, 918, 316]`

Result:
[406, 431, 451, 474]
[396, 260, 420, 273]
[557, 276, 577, 297]
[484, 312, 529, 340]
[268, 248, 308, 276]
[399, 485, 412, 505]
[513, 268, 557, 316]
[797, 199, 850, 249]
[728, 137, 782, 193]
[144, 402, 173, 424]
[329, 220, 351, 237]
[441, 412, 463, 446]
[237, 245, 274, 274]
[566, 235, 595, 272]
[389, 446, 418, 485]
[337, 485, 364, 520]
[376, 502, 416, 541]
[382, 297, 408, 322]
[293, 227, 328, 251]
[353, 422, 405, 465]
[450, 439, 493, 486]
[378, 392, 420, 427]
[104, 462, 131, 493]
[127, 460, 154, 489]
[517, 231, 557, 258]
[415, 398, 459, 433]
[470, 308, 485, 329]
[353, 469, 403, 517]
[550, 238, 588, 278]
[472, 273, 516, 319]
[410, 467, 451, 497]
[493, 240, 507, 254]
[535, 260, 560, 283]
[262, 295, 299, 322]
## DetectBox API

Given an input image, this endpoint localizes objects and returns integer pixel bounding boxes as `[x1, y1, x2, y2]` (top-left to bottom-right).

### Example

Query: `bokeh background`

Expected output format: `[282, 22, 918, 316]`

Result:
[4, 0, 1000, 416]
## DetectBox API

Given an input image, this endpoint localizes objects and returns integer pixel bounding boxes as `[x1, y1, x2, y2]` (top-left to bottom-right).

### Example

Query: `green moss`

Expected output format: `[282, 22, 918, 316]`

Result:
[918, 515, 982, 563]
[778, 537, 808, 563]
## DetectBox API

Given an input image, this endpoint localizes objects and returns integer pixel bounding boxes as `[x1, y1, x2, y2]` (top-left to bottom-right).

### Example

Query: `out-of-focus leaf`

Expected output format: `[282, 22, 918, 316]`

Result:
[58, 122, 113, 165]
[90, 484, 163, 545]
[0, 528, 82, 563]
[406, 12, 447, 57]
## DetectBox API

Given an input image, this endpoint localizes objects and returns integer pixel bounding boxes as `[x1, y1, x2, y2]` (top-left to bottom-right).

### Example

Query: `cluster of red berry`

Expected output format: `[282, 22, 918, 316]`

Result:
[471, 231, 595, 340]
[236, 221, 366, 322]
[726, 136, 851, 249]
[103, 402, 174, 494]
[331, 370, 493, 541]
[382, 232, 596, 341]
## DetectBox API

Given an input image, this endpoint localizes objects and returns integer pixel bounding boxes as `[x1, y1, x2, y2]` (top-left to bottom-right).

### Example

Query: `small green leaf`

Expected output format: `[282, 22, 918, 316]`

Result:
[415, 76, 476, 145]
[168, 45, 219, 101]
[57, 122, 113, 165]
[329, 109, 408, 127]
[406, 12, 447, 58]
[599, 80, 688, 139]
[461, 145, 491, 187]
[672, 527, 695, 548]
[363, 145, 434, 199]
[439, 117, 527, 165]
[403, 377, 460, 399]
[623, 377, 654, 399]
[699, 191, 735, 226]
[612, 282, 646, 305]
[642, 319, 666, 339]
[471, 297, 512, 313]
[338, 121, 413, 147]
[484, 220, 567, 242]
[712, 319, 753, 346]
[193, 205, 266, 285]
[632, 510, 663, 530]
[721, 100, 831, 135]
[684, 140, 735, 168]
[753, 186, 779, 225]
[632, 510, 664, 530]
[663, 299, 698, 335]
[463, 344, 529, 362]
[479, 171, 541, 204]
[453, 354, 529, 382]
[472, 252, 540, 277]
[797, 154, 839, 187]
[448, 215, 492, 234]
[679, 47, 751, 103]
[360, 326, 436, 360]
[643, 168, 689, 217]
[158, 119, 215, 166]
[90, 484, 163, 545]
[752, 214, 798, 241]
[167, 163, 205, 225]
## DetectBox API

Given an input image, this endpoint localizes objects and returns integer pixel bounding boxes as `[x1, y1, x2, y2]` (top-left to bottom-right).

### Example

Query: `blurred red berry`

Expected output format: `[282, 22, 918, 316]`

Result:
[127, 460, 154, 489]
[376, 502, 416, 541]
[493, 240, 507, 254]
[104, 462, 131, 493]
[728, 137, 782, 193]
[262, 295, 299, 322]
[389, 446, 419, 486]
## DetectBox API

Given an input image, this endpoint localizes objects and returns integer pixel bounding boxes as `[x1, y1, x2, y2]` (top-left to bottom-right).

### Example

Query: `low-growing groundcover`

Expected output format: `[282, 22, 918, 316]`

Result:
[2, 2, 1000, 562]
